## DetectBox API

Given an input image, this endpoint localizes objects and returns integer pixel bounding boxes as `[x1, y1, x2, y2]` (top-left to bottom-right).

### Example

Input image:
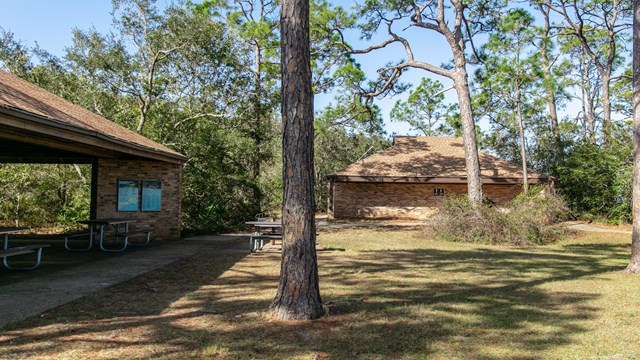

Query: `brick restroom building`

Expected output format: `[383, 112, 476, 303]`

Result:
[327, 136, 553, 220]
[0, 70, 186, 240]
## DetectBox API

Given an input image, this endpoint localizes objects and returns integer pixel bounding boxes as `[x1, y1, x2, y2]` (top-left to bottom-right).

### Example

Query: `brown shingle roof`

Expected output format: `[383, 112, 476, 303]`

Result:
[0, 69, 185, 161]
[330, 136, 548, 182]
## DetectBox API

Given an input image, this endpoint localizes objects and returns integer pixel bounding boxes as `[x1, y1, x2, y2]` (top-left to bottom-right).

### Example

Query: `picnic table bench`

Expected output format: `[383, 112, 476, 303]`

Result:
[249, 234, 282, 252]
[1, 227, 50, 270]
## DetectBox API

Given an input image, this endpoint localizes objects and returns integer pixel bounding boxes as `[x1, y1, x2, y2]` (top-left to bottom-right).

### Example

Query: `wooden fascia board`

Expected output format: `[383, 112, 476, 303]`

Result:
[327, 175, 551, 184]
[0, 107, 187, 164]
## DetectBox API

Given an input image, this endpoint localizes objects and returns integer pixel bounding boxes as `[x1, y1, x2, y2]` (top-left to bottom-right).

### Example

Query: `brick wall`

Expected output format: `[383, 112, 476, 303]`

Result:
[328, 181, 523, 220]
[95, 159, 182, 240]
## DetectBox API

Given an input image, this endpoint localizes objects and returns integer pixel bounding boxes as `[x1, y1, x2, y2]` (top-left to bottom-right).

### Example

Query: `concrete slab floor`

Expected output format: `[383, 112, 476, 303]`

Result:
[0, 235, 245, 329]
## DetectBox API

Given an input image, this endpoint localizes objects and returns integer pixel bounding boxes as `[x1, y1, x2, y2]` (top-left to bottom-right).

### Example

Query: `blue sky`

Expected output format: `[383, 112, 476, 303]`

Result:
[0, 1, 113, 56]
[0, 1, 593, 138]
[0, 0, 462, 136]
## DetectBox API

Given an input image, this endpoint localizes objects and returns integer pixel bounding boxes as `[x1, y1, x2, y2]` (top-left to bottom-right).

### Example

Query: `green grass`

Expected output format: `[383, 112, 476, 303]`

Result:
[1, 228, 639, 359]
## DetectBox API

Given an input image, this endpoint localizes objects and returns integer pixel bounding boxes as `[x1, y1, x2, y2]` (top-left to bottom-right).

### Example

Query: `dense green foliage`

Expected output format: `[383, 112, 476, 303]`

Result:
[470, 2, 633, 221]
[0, 164, 91, 229]
[0, 0, 386, 232]
[557, 124, 633, 223]
[0, 0, 636, 232]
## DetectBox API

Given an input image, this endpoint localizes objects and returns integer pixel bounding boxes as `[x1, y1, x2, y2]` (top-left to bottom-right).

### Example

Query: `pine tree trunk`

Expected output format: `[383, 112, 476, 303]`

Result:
[626, 0, 640, 274]
[601, 73, 612, 146]
[516, 87, 528, 191]
[253, 63, 263, 214]
[537, 2, 560, 150]
[579, 54, 597, 143]
[453, 70, 483, 207]
[270, 0, 324, 318]
[541, 55, 560, 164]
[543, 67, 559, 146]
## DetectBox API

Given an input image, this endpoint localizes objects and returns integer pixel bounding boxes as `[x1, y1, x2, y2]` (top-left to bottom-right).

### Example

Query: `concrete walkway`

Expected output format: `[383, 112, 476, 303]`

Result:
[562, 221, 632, 235]
[0, 235, 245, 329]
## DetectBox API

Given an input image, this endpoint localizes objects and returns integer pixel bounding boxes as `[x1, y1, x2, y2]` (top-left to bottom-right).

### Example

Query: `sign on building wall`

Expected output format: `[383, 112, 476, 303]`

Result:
[117, 179, 139, 211]
[141, 180, 162, 211]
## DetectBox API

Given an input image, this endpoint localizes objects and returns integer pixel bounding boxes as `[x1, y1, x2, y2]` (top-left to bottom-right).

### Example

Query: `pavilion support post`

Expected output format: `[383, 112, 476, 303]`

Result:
[90, 158, 99, 220]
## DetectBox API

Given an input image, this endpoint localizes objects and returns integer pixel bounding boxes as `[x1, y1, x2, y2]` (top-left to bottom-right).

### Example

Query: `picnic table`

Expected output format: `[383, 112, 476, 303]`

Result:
[245, 220, 282, 252]
[0, 227, 50, 270]
[65, 218, 150, 252]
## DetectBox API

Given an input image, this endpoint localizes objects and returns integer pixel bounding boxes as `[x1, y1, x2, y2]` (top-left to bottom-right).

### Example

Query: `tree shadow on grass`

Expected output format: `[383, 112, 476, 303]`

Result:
[0, 239, 261, 355]
[307, 243, 625, 358]
[0, 242, 630, 359]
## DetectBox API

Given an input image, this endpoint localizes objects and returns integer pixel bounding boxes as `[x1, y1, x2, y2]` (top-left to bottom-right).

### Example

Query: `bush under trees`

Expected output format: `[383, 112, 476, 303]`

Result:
[429, 187, 570, 245]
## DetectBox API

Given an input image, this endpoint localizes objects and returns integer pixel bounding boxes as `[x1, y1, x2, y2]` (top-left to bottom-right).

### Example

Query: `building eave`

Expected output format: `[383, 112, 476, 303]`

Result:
[0, 106, 187, 164]
[327, 175, 552, 184]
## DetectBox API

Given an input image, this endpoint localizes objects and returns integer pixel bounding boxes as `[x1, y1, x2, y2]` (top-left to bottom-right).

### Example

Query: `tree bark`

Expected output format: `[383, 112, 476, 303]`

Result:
[542, 63, 559, 145]
[270, 0, 324, 319]
[348, 0, 484, 208]
[626, 0, 640, 274]
[580, 54, 597, 144]
[515, 86, 528, 191]
[136, 53, 159, 134]
[448, 0, 483, 208]
[253, 42, 264, 214]
[601, 72, 612, 146]
[536, 2, 560, 149]
[453, 70, 483, 207]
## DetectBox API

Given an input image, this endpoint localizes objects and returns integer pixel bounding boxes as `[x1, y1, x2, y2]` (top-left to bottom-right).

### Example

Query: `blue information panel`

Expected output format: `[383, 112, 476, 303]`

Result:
[142, 180, 162, 211]
[117, 180, 139, 212]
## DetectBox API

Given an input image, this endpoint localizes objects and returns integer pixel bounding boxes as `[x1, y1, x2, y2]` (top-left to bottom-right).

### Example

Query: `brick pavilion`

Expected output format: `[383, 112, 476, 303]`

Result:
[0, 70, 186, 240]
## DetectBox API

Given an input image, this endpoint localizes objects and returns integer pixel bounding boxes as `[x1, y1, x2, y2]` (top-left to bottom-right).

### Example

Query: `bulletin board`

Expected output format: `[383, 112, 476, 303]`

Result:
[117, 179, 139, 211]
[141, 180, 162, 211]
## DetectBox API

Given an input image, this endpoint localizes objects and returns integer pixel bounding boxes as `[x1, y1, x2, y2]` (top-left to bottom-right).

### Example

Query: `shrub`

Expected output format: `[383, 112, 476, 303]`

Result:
[428, 186, 570, 245]
[557, 131, 633, 224]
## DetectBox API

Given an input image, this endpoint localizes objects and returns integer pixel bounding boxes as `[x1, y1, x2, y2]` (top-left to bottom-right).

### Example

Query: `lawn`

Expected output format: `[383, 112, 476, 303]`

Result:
[1, 228, 639, 359]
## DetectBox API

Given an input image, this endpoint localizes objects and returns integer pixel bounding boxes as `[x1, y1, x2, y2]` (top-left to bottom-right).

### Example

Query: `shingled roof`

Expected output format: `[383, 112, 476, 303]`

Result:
[329, 136, 549, 183]
[0, 70, 185, 163]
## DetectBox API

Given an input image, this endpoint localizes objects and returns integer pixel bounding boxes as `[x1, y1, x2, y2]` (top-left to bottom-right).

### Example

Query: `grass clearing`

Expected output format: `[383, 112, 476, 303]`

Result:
[1, 228, 639, 359]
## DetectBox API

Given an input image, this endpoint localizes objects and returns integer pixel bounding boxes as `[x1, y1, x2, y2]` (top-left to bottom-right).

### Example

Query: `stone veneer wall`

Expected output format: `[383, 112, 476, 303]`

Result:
[329, 182, 523, 220]
[95, 159, 182, 240]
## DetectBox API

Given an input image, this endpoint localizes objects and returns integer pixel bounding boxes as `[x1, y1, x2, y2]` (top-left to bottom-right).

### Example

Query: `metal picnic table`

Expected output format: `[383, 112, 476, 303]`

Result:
[0, 227, 50, 270]
[245, 220, 282, 252]
[65, 218, 136, 252]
